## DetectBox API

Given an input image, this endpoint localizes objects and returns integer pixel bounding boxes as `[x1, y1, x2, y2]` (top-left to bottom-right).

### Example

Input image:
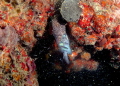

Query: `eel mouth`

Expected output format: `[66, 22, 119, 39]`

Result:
[63, 52, 70, 64]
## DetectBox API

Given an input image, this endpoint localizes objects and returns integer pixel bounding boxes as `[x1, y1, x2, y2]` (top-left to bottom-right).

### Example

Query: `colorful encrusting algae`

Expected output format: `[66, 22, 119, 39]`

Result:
[68, 0, 120, 70]
[0, 0, 120, 85]
[0, 0, 55, 85]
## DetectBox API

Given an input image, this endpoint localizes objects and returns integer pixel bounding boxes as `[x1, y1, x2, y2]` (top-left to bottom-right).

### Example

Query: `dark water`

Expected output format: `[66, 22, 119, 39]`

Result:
[29, 35, 120, 86]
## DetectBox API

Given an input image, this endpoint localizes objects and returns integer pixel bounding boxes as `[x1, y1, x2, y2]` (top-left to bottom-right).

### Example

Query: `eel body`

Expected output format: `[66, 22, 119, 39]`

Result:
[52, 18, 72, 64]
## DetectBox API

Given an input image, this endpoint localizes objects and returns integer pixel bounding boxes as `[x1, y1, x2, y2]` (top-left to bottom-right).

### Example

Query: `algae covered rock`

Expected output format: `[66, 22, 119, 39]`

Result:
[60, 0, 82, 22]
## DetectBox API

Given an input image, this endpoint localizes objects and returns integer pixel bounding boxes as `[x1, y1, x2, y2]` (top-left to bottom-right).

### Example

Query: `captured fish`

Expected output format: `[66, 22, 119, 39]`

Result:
[52, 18, 72, 64]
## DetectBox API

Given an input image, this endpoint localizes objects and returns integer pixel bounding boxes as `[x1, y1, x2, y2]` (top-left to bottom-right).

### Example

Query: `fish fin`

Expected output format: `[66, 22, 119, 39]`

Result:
[63, 52, 70, 64]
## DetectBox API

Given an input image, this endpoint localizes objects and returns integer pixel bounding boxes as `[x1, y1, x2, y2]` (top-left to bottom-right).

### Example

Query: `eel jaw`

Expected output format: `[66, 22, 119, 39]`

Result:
[63, 52, 70, 64]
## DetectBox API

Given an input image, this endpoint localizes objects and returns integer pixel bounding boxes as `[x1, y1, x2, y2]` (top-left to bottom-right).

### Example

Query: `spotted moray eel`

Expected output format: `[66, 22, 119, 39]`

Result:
[52, 18, 72, 64]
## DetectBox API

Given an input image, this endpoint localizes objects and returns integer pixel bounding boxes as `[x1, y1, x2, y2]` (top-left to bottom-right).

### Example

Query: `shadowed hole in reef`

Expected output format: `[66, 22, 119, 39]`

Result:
[29, 18, 119, 86]
[29, 17, 67, 85]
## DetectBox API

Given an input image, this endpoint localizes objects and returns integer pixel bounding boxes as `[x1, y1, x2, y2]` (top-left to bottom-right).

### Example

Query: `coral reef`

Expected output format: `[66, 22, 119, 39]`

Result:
[43, 0, 120, 73]
[1, 0, 120, 85]
[68, 46, 99, 72]
[67, 0, 120, 70]
[0, 0, 55, 85]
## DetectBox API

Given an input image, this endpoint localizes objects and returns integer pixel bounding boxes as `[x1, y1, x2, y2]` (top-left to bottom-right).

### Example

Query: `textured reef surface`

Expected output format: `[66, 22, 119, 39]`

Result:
[0, 0, 55, 85]
[0, 0, 120, 86]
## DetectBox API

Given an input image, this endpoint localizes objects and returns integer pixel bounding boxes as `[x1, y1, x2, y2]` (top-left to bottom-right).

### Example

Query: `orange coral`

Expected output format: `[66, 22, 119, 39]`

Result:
[78, 2, 94, 28]
[85, 60, 99, 71]
[70, 0, 120, 52]
[81, 52, 91, 60]
[70, 59, 99, 72]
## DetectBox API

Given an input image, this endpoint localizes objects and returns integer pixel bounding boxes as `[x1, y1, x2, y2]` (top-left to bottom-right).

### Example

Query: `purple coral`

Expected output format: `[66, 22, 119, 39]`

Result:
[0, 25, 19, 48]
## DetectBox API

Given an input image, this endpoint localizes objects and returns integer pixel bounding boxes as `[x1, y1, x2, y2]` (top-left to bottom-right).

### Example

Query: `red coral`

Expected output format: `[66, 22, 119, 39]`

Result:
[78, 3, 94, 28]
